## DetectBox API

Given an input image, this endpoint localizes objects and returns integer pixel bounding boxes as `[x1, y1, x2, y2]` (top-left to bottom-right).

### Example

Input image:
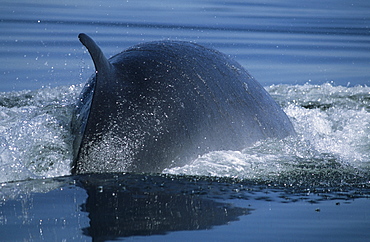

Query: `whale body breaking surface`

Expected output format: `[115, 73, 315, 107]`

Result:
[71, 33, 295, 174]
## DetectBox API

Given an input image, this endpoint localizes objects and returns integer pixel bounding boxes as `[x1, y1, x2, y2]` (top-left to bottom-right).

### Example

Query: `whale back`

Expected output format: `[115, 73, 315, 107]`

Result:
[72, 37, 295, 174]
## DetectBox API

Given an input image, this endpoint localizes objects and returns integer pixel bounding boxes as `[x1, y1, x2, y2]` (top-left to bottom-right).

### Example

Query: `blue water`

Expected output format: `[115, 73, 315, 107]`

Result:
[0, 0, 369, 241]
[1, 0, 369, 91]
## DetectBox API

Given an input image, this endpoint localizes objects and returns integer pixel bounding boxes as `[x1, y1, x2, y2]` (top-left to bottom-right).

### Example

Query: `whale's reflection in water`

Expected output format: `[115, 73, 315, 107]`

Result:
[79, 173, 251, 240]
[1, 173, 369, 241]
[0, 173, 251, 241]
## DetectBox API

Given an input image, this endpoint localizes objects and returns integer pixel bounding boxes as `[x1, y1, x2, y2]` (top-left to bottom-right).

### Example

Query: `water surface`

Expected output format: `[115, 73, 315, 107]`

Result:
[1, 0, 369, 91]
[0, 0, 369, 241]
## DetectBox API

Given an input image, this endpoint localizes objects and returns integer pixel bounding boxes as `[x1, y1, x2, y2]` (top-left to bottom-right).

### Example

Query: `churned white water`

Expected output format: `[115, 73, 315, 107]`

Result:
[0, 83, 368, 184]
[165, 84, 370, 182]
[0, 85, 82, 182]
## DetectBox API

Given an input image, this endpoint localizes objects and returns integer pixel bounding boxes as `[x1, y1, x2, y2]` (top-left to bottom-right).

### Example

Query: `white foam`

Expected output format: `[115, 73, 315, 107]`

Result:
[0, 85, 82, 182]
[165, 84, 370, 179]
[0, 83, 369, 183]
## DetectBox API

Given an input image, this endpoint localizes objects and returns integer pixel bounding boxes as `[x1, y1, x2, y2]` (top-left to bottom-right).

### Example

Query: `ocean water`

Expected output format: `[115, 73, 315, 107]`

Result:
[0, 0, 369, 241]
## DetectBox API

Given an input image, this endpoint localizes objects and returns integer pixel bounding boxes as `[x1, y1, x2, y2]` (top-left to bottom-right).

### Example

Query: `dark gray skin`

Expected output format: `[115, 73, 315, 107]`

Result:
[71, 33, 295, 174]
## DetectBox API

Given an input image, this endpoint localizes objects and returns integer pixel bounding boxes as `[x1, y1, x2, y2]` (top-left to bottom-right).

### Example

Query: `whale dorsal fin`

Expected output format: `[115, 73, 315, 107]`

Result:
[78, 33, 112, 76]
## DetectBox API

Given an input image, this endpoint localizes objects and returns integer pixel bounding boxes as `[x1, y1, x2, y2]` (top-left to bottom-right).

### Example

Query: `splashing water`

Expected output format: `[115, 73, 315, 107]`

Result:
[0, 85, 83, 182]
[164, 83, 370, 185]
[0, 83, 369, 186]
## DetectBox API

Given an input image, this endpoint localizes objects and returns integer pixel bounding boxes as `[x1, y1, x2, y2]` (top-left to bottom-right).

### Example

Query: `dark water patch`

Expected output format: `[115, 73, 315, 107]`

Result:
[300, 102, 333, 111]
[0, 91, 34, 108]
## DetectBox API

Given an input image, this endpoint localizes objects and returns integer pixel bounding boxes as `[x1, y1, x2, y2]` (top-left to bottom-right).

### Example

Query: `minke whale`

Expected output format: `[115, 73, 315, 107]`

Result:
[71, 33, 295, 174]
